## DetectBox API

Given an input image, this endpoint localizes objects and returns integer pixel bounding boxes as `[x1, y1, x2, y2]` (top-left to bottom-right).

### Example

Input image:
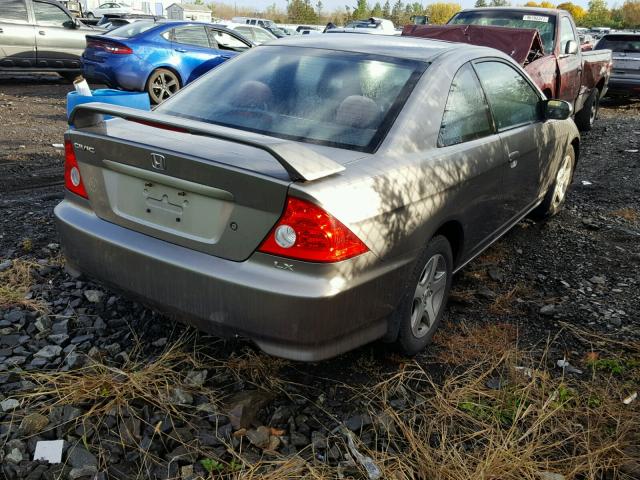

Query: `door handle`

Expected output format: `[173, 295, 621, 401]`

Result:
[508, 151, 519, 168]
[38, 30, 46, 35]
[220, 54, 231, 59]
[174, 48, 187, 53]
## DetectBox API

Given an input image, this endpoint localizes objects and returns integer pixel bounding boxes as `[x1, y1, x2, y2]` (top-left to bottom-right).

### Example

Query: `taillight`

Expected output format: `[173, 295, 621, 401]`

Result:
[258, 196, 369, 263]
[64, 140, 88, 199]
[86, 39, 132, 55]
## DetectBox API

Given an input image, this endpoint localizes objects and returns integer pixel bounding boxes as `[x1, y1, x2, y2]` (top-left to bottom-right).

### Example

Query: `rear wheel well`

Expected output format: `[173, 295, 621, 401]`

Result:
[147, 66, 182, 88]
[433, 221, 464, 268]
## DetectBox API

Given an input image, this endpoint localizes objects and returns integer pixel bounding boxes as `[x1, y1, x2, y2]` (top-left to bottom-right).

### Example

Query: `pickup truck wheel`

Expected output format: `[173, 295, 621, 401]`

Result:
[394, 235, 452, 356]
[531, 147, 575, 220]
[575, 89, 599, 132]
[147, 68, 180, 104]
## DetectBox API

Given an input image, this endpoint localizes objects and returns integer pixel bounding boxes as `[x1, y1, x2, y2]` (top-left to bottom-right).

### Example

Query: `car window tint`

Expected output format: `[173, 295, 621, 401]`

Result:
[596, 35, 640, 52]
[33, 1, 70, 27]
[208, 29, 249, 51]
[0, 0, 28, 22]
[559, 17, 575, 54]
[439, 64, 493, 147]
[158, 46, 426, 152]
[173, 25, 210, 47]
[475, 61, 541, 131]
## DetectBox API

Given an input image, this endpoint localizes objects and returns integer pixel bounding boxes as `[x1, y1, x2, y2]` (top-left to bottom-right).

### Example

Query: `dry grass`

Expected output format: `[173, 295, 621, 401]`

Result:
[488, 284, 534, 315]
[434, 322, 518, 366]
[610, 208, 639, 223]
[0, 259, 48, 313]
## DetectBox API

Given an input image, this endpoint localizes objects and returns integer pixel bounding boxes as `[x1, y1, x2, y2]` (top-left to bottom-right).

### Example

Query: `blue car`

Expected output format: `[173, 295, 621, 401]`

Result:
[82, 21, 254, 103]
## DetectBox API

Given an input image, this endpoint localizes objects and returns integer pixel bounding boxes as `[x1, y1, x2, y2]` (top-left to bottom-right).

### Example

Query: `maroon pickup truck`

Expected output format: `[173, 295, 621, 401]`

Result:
[403, 7, 612, 131]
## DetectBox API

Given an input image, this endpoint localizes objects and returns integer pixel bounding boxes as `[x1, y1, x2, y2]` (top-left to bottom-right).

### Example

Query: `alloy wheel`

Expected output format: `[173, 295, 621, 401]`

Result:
[149, 70, 179, 104]
[552, 154, 572, 210]
[411, 253, 447, 338]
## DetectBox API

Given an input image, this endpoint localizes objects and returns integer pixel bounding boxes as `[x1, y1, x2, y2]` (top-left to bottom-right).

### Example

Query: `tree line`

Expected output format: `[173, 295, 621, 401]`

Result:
[205, 0, 640, 29]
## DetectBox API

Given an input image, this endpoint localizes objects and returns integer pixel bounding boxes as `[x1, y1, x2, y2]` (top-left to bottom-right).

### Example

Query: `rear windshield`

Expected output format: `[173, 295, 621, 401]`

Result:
[596, 35, 640, 53]
[449, 10, 557, 53]
[158, 46, 427, 152]
[107, 20, 155, 37]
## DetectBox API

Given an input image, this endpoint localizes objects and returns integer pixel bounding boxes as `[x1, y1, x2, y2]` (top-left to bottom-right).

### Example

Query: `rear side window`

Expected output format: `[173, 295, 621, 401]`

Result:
[33, 1, 71, 27]
[207, 28, 250, 51]
[439, 63, 493, 147]
[475, 61, 541, 131]
[173, 25, 210, 47]
[0, 0, 29, 23]
[235, 26, 254, 40]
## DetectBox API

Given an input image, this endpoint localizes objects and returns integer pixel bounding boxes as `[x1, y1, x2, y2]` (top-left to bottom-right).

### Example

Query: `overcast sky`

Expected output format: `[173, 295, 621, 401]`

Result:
[223, 0, 597, 14]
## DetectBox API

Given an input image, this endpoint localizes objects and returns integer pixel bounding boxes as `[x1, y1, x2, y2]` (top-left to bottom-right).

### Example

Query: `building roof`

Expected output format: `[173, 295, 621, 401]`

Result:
[168, 3, 211, 12]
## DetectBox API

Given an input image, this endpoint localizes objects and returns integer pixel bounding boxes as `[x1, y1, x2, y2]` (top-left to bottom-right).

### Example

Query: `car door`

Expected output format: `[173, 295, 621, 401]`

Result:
[556, 15, 582, 104]
[32, 0, 85, 68]
[474, 60, 555, 221]
[0, 0, 36, 68]
[436, 63, 511, 255]
[170, 24, 221, 83]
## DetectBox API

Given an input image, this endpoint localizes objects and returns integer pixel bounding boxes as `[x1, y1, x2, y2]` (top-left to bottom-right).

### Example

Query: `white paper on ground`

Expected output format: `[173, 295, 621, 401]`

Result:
[33, 440, 64, 463]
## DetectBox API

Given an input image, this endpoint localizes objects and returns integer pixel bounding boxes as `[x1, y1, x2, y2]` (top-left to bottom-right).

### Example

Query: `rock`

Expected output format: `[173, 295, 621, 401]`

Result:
[180, 465, 194, 480]
[83, 290, 104, 303]
[6, 355, 27, 366]
[227, 390, 271, 430]
[66, 446, 97, 468]
[51, 320, 69, 335]
[19, 413, 49, 435]
[488, 267, 505, 283]
[69, 465, 98, 479]
[311, 431, 326, 449]
[589, 276, 606, 285]
[0, 259, 12, 272]
[539, 304, 556, 316]
[167, 388, 193, 405]
[34, 345, 62, 360]
[152, 338, 167, 347]
[537, 472, 565, 480]
[270, 406, 292, 425]
[35, 316, 52, 333]
[290, 431, 309, 447]
[1, 398, 20, 411]
[246, 426, 271, 449]
[48, 334, 69, 346]
[476, 285, 496, 300]
[5, 448, 23, 464]
[185, 370, 207, 387]
[344, 414, 372, 432]
[5, 310, 25, 324]
[485, 376, 504, 390]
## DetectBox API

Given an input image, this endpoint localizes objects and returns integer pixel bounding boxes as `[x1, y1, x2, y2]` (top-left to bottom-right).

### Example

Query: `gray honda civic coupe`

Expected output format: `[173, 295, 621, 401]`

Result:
[55, 34, 579, 361]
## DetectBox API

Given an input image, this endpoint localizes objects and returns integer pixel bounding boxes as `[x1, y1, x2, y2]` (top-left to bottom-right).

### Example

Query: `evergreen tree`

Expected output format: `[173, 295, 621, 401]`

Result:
[352, 0, 370, 19]
[475, 0, 487, 6]
[371, 1, 383, 16]
[382, 0, 391, 17]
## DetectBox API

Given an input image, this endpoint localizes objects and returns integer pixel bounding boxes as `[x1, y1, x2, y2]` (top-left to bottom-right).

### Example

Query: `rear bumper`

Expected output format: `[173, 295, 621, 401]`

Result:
[55, 199, 410, 361]
[82, 55, 147, 91]
[607, 76, 640, 95]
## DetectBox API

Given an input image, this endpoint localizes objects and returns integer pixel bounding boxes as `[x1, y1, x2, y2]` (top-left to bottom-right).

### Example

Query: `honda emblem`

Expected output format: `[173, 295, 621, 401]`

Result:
[151, 153, 166, 171]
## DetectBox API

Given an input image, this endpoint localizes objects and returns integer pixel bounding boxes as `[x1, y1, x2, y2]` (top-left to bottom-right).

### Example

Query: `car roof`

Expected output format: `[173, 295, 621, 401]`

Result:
[458, 7, 561, 15]
[267, 33, 468, 62]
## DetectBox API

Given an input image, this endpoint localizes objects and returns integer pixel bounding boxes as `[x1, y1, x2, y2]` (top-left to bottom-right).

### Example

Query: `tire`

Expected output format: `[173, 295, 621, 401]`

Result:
[147, 68, 180, 104]
[59, 72, 80, 83]
[530, 147, 576, 220]
[394, 235, 453, 356]
[574, 88, 599, 132]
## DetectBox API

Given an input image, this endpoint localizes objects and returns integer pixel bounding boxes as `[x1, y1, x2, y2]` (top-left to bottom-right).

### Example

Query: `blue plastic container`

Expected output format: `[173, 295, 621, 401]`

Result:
[66, 89, 151, 122]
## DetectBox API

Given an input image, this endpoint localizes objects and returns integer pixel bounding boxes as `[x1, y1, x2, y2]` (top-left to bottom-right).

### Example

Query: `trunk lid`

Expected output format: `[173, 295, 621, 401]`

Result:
[612, 52, 640, 78]
[67, 119, 291, 261]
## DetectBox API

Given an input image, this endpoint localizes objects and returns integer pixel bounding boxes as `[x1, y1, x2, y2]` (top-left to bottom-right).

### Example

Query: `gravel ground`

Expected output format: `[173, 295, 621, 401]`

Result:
[0, 75, 639, 479]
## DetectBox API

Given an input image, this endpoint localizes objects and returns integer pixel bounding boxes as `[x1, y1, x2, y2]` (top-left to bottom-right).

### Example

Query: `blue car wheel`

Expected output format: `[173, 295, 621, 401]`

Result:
[147, 68, 181, 104]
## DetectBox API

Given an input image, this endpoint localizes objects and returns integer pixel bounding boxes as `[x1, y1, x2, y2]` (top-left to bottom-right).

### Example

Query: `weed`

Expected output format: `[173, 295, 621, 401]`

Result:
[0, 259, 48, 312]
[610, 207, 638, 223]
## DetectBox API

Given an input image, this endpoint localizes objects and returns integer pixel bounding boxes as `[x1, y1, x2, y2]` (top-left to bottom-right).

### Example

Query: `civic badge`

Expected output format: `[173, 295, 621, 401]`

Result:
[150, 153, 166, 171]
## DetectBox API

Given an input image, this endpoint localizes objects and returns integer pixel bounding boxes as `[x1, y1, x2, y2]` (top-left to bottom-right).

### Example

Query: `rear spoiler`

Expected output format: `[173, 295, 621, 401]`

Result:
[69, 102, 345, 183]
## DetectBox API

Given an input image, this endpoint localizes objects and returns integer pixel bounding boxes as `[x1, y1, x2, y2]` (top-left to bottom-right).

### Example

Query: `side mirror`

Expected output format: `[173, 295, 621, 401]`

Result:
[63, 19, 77, 29]
[565, 40, 578, 55]
[544, 99, 573, 120]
